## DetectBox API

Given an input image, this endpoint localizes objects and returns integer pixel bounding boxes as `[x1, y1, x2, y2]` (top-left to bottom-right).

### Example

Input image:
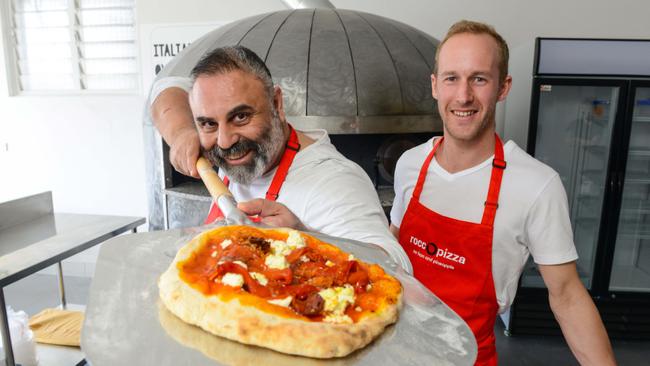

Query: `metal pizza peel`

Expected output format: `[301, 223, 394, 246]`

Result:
[81, 158, 477, 365]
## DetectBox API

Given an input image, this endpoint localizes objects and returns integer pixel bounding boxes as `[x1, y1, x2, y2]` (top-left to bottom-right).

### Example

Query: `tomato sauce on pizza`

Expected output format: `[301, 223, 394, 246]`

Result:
[177, 226, 401, 324]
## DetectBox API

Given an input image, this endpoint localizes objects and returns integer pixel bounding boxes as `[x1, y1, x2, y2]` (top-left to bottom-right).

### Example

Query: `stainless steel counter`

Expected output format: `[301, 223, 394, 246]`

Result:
[82, 225, 477, 365]
[0, 192, 145, 366]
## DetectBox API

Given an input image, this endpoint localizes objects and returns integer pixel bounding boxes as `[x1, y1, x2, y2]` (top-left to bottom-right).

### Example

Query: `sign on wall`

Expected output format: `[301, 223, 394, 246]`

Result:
[140, 22, 224, 95]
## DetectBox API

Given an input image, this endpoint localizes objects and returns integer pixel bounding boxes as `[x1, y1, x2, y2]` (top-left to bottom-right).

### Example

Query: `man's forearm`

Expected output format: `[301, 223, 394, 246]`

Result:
[549, 283, 616, 365]
[151, 87, 195, 146]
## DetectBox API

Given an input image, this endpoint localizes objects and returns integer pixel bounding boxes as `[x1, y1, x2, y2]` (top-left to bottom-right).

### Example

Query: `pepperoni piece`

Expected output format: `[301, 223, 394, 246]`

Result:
[263, 268, 293, 285]
[220, 244, 260, 263]
[286, 247, 308, 263]
[348, 270, 370, 293]
[291, 292, 324, 317]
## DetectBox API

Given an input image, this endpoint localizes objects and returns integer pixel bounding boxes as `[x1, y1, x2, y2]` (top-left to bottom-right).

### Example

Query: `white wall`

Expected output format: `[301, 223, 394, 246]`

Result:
[1, 0, 649, 276]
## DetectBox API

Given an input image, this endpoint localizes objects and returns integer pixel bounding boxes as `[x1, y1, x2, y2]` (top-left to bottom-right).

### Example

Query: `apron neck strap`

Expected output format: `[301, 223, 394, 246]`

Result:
[412, 133, 506, 227]
[412, 136, 443, 200]
[265, 123, 300, 201]
[481, 134, 506, 226]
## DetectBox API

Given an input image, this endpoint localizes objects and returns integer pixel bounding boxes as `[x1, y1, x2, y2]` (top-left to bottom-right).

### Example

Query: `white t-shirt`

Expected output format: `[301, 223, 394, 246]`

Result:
[222, 128, 413, 274]
[390, 138, 578, 313]
[149, 76, 193, 104]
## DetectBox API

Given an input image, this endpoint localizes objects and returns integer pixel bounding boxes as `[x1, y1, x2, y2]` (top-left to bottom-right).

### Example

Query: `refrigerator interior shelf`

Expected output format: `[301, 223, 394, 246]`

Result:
[618, 231, 650, 240]
[609, 265, 650, 292]
[632, 116, 650, 123]
[621, 207, 650, 215]
[625, 176, 650, 185]
[629, 150, 650, 158]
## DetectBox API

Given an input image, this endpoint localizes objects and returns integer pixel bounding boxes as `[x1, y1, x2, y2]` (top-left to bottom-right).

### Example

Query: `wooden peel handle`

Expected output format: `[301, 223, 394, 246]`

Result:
[196, 157, 232, 200]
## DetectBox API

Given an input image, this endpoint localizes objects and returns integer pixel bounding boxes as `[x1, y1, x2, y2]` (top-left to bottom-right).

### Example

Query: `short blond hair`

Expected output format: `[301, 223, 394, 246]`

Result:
[433, 20, 509, 83]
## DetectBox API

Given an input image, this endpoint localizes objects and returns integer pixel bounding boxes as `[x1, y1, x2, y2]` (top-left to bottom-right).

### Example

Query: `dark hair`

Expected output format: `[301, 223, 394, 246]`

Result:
[191, 46, 274, 99]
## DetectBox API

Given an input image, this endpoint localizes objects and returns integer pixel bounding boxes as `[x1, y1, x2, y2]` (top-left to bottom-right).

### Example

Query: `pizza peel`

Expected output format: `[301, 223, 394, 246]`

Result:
[79, 157, 479, 364]
[82, 227, 477, 365]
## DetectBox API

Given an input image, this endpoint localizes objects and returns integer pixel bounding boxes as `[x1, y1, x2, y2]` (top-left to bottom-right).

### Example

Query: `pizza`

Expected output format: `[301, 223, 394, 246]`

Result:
[158, 225, 402, 358]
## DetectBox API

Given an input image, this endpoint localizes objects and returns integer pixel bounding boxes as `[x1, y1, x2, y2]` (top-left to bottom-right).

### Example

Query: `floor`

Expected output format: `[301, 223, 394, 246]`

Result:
[3, 273, 650, 365]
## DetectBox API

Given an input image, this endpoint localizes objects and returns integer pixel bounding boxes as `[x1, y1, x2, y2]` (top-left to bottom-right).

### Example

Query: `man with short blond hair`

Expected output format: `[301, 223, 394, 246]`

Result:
[390, 20, 615, 365]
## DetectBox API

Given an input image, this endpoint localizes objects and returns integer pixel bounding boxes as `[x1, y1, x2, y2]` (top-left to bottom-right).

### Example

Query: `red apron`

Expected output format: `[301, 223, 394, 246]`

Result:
[398, 134, 506, 366]
[204, 124, 301, 224]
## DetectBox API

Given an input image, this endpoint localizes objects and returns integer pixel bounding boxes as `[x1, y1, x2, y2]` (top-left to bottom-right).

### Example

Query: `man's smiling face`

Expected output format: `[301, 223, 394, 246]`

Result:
[190, 69, 285, 184]
[431, 32, 511, 144]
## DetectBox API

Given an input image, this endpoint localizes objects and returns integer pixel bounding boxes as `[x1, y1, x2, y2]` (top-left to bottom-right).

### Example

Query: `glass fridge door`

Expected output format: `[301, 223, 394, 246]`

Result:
[609, 87, 650, 292]
[522, 82, 619, 289]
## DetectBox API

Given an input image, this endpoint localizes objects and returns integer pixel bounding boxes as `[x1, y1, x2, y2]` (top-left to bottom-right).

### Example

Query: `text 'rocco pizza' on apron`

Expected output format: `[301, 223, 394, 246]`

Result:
[204, 124, 301, 224]
[399, 134, 506, 366]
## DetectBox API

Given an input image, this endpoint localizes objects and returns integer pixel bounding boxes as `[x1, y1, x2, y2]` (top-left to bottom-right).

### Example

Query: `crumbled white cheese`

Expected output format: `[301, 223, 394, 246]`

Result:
[267, 296, 293, 308]
[319, 284, 356, 316]
[355, 306, 362, 312]
[300, 255, 310, 262]
[286, 230, 306, 248]
[233, 260, 248, 269]
[324, 314, 353, 324]
[325, 260, 335, 267]
[265, 254, 289, 269]
[348, 254, 355, 261]
[263, 231, 307, 269]
[211, 251, 217, 258]
[220, 239, 233, 249]
[221, 273, 244, 287]
[270, 240, 292, 256]
[250, 272, 268, 286]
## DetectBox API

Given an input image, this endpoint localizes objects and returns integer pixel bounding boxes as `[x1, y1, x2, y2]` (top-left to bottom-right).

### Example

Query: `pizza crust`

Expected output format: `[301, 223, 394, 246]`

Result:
[158, 227, 402, 358]
[158, 301, 346, 366]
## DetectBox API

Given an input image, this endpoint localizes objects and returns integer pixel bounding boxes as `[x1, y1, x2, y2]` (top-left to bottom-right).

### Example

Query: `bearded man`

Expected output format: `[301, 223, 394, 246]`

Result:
[151, 46, 411, 273]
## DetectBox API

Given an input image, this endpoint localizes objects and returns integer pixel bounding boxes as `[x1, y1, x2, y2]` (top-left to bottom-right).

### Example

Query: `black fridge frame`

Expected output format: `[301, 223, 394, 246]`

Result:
[509, 47, 650, 338]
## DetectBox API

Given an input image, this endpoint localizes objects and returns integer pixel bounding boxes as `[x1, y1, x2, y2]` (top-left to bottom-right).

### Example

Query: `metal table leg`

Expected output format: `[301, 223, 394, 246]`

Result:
[57, 261, 67, 309]
[0, 289, 15, 366]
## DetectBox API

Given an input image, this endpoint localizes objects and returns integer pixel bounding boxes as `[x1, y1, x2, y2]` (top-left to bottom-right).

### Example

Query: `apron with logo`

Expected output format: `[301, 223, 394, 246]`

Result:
[398, 134, 506, 366]
[204, 124, 301, 224]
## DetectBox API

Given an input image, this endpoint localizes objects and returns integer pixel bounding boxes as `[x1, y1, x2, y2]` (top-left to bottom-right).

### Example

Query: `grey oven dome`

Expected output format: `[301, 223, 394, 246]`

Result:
[154, 8, 442, 134]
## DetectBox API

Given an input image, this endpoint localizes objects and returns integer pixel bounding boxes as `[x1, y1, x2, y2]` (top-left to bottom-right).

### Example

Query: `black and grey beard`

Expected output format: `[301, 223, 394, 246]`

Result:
[204, 113, 285, 185]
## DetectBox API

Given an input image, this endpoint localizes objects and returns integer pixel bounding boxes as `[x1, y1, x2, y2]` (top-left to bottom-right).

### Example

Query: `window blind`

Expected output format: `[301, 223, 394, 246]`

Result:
[10, 0, 137, 92]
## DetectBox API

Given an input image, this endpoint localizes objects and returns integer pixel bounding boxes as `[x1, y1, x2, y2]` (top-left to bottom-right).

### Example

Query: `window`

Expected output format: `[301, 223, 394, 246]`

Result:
[4, 0, 137, 93]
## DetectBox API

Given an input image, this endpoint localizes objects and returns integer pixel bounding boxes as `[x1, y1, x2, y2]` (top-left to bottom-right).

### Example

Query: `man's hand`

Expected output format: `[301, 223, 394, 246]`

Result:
[151, 86, 201, 178]
[238, 199, 307, 231]
[169, 126, 201, 178]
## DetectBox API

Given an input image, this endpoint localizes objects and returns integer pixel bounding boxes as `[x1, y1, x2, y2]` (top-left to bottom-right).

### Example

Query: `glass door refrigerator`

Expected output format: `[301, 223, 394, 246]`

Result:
[506, 38, 650, 339]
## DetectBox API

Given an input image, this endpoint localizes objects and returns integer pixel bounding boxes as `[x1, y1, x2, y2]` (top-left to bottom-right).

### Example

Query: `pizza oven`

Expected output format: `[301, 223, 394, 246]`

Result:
[144, 7, 442, 230]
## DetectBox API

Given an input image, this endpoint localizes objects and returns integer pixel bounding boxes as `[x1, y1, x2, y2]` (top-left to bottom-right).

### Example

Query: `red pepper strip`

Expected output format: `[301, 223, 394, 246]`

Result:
[348, 270, 370, 294]
[285, 247, 308, 263]
[211, 262, 271, 297]
[333, 260, 356, 285]
[263, 268, 293, 285]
